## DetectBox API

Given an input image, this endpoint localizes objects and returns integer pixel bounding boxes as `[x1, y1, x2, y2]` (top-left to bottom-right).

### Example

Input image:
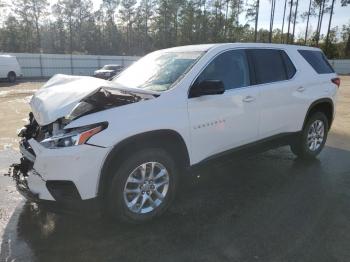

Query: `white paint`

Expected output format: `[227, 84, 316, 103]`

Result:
[0, 55, 22, 79]
[21, 43, 338, 201]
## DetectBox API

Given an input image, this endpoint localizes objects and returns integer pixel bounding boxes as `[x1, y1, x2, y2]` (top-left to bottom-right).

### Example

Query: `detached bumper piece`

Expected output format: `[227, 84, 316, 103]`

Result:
[9, 158, 40, 202]
[7, 158, 100, 215]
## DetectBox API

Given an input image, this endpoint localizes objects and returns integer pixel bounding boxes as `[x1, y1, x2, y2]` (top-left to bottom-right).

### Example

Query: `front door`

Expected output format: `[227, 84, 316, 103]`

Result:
[187, 49, 260, 164]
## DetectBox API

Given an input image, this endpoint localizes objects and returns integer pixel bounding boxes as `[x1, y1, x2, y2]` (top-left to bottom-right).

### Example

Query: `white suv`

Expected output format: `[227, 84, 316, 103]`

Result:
[11, 43, 339, 222]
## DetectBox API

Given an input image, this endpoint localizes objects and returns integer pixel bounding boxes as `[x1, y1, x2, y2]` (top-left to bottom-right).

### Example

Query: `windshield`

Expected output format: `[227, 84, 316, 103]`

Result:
[111, 51, 204, 92]
[103, 65, 121, 70]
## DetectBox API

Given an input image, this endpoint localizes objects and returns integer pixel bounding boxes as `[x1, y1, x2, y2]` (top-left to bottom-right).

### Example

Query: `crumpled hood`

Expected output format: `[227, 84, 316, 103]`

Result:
[30, 74, 112, 126]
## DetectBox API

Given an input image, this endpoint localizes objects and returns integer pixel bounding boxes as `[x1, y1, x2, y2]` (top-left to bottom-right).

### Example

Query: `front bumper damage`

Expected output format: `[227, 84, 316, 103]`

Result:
[7, 137, 110, 214]
[10, 157, 41, 202]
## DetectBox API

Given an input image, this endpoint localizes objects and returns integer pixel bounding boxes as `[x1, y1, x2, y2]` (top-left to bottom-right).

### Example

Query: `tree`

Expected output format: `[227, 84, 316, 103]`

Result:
[291, 0, 299, 43]
[325, 0, 335, 52]
[119, 0, 137, 52]
[341, 1, 350, 56]
[0, 15, 23, 52]
[281, 0, 288, 43]
[0, 0, 350, 58]
[0, 0, 6, 19]
[286, 0, 293, 44]
[101, 0, 119, 23]
[53, 0, 94, 53]
[314, 0, 329, 46]
[303, 0, 313, 44]
[269, 0, 276, 43]
[246, 0, 260, 42]
[12, 0, 48, 51]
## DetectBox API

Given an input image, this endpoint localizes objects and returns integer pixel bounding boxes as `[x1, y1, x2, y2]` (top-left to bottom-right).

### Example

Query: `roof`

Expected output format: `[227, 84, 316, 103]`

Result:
[159, 43, 321, 53]
[0, 54, 14, 58]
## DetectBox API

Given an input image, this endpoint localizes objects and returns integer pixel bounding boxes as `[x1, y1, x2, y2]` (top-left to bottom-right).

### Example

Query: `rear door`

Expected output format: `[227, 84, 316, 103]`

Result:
[247, 49, 300, 139]
[188, 49, 260, 164]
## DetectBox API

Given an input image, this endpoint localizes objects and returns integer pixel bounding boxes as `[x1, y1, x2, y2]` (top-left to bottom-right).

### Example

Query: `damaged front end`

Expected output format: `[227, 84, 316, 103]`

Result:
[7, 158, 40, 201]
[6, 112, 52, 202]
[6, 74, 155, 205]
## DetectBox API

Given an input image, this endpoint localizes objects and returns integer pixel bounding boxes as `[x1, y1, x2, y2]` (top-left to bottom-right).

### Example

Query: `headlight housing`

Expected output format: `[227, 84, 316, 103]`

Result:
[40, 123, 107, 148]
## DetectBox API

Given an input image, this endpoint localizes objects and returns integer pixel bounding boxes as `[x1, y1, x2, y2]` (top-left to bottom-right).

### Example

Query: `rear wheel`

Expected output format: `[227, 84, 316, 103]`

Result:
[291, 112, 329, 159]
[107, 148, 178, 223]
[8, 72, 16, 83]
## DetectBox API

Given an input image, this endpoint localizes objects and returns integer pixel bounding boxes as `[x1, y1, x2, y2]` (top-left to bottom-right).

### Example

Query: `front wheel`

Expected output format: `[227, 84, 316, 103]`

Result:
[291, 112, 329, 159]
[107, 148, 178, 223]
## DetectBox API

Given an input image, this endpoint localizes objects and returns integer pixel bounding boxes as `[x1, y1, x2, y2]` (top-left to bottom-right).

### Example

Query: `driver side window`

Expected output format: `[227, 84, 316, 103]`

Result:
[196, 50, 250, 90]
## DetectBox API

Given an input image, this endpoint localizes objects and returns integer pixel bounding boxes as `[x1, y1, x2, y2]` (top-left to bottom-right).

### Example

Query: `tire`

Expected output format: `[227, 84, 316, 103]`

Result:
[8, 72, 16, 83]
[107, 148, 178, 223]
[291, 112, 329, 160]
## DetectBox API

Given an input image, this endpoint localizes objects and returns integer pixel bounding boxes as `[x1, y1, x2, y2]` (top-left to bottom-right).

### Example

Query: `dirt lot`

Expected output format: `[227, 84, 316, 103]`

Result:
[0, 77, 350, 262]
[0, 80, 44, 150]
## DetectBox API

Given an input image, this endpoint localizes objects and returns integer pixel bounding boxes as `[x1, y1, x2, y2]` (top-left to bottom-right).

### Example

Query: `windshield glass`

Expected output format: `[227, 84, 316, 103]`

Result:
[103, 65, 120, 70]
[111, 51, 204, 92]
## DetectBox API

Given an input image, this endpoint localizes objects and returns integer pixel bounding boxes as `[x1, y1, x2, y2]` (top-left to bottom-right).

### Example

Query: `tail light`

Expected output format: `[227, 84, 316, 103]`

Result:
[331, 77, 340, 88]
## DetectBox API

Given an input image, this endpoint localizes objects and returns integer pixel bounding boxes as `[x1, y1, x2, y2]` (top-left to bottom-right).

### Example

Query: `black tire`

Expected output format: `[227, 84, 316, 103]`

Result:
[8, 72, 16, 83]
[291, 112, 329, 160]
[107, 148, 178, 223]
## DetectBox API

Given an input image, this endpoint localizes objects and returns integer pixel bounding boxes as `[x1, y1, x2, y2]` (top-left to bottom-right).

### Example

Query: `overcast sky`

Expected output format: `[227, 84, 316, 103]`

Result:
[1, 0, 350, 37]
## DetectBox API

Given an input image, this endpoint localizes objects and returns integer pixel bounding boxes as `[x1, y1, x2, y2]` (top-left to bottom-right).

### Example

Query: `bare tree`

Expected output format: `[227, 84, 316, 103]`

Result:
[269, 0, 276, 43]
[325, 0, 335, 50]
[291, 0, 299, 43]
[315, 0, 327, 46]
[286, 0, 293, 44]
[304, 0, 313, 44]
[281, 0, 288, 43]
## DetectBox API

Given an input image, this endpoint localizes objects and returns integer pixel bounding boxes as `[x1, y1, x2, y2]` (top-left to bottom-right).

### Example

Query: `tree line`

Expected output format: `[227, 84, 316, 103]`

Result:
[0, 0, 349, 58]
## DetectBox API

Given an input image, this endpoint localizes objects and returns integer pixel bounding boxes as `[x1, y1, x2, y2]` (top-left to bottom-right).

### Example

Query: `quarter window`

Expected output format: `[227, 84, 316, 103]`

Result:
[195, 50, 250, 90]
[298, 50, 334, 74]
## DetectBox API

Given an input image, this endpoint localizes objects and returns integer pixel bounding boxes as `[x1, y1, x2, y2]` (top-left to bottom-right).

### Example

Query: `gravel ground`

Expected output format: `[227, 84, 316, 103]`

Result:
[0, 77, 349, 262]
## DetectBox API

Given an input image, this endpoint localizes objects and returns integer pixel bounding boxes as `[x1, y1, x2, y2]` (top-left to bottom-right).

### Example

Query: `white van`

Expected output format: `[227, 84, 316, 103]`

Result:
[0, 55, 22, 83]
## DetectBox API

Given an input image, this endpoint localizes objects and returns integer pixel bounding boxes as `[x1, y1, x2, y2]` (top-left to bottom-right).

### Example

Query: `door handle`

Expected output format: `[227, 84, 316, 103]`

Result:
[296, 86, 306, 92]
[243, 96, 255, 103]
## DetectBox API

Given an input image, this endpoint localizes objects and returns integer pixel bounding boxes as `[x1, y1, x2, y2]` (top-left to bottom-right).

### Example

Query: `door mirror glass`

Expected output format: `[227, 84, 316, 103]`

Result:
[189, 80, 225, 98]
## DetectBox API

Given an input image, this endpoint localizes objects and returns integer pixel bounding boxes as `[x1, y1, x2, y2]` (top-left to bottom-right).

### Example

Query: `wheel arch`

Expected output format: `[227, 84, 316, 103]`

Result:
[7, 71, 16, 77]
[303, 98, 334, 130]
[97, 129, 190, 198]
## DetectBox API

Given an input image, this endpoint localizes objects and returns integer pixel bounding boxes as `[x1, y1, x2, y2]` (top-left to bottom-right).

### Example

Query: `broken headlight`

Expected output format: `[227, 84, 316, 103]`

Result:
[40, 123, 107, 148]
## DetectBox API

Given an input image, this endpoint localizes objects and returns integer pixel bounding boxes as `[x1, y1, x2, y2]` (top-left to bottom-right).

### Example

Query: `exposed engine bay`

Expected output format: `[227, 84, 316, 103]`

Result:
[19, 87, 153, 142]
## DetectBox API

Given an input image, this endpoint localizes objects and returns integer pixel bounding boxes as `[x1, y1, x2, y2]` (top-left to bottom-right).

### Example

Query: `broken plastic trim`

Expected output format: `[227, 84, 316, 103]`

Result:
[65, 87, 148, 122]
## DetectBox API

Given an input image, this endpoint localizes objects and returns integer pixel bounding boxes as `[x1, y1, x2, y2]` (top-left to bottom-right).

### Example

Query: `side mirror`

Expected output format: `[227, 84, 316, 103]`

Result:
[189, 80, 225, 98]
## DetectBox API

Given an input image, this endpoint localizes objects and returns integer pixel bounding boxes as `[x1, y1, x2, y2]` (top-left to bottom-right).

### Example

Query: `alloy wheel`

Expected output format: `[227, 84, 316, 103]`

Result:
[123, 162, 170, 214]
[307, 120, 325, 151]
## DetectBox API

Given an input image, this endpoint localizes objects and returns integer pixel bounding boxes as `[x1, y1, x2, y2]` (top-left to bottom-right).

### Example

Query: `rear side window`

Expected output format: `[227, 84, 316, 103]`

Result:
[248, 49, 295, 85]
[281, 51, 296, 79]
[298, 50, 334, 74]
